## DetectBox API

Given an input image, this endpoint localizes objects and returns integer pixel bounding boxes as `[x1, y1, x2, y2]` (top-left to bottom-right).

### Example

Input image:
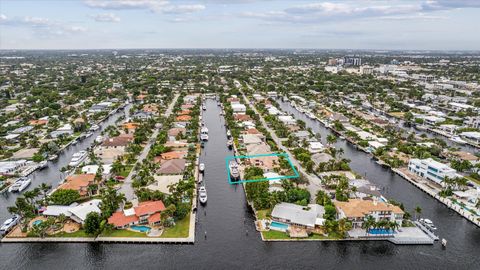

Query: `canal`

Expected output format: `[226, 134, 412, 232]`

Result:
[0, 99, 478, 269]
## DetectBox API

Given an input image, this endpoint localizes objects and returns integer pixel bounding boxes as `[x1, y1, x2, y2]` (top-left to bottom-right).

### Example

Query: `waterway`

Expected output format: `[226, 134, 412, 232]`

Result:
[0, 99, 478, 269]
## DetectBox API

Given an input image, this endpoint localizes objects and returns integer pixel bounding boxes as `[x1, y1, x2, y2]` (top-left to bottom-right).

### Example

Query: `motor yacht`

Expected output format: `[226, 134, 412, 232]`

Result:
[199, 186, 207, 204]
[229, 160, 240, 181]
[420, 218, 437, 231]
[199, 163, 205, 173]
[68, 150, 88, 167]
[9, 178, 31, 193]
[450, 136, 466, 145]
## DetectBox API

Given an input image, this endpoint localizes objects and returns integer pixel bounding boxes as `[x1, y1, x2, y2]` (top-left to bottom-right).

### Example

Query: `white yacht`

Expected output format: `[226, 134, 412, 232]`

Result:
[37, 160, 48, 170]
[85, 131, 93, 138]
[47, 154, 58, 161]
[95, 135, 104, 144]
[226, 130, 231, 138]
[199, 163, 205, 173]
[450, 136, 466, 145]
[68, 150, 88, 167]
[199, 186, 207, 204]
[202, 105, 206, 111]
[420, 218, 437, 231]
[200, 127, 209, 141]
[1, 215, 20, 236]
[229, 160, 240, 181]
[9, 178, 31, 193]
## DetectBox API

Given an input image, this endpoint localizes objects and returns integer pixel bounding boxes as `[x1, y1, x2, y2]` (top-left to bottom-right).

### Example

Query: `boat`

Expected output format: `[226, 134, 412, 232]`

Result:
[68, 150, 88, 167]
[95, 135, 104, 144]
[229, 160, 240, 181]
[89, 124, 100, 131]
[450, 136, 466, 145]
[202, 105, 206, 111]
[0, 215, 20, 236]
[442, 238, 447, 247]
[416, 125, 428, 131]
[201, 141, 205, 148]
[200, 127, 209, 141]
[47, 154, 58, 161]
[37, 160, 48, 170]
[9, 178, 31, 193]
[227, 139, 233, 149]
[199, 186, 207, 204]
[85, 131, 93, 138]
[420, 218, 437, 231]
[226, 130, 231, 138]
[199, 163, 205, 173]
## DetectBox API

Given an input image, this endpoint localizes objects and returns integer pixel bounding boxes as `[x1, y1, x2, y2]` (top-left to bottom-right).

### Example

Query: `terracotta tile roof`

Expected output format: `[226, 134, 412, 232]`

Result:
[29, 119, 48, 126]
[157, 159, 186, 174]
[245, 128, 260, 134]
[234, 114, 252, 121]
[147, 212, 161, 224]
[334, 199, 404, 218]
[134, 200, 166, 216]
[142, 104, 159, 113]
[168, 128, 186, 137]
[108, 211, 139, 227]
[176, 115, 192, 121]
[122, 122, 139, 130]
[58, 174, 95, 196]
[160, 151, 187, 160]
[102, 136, 133, 147]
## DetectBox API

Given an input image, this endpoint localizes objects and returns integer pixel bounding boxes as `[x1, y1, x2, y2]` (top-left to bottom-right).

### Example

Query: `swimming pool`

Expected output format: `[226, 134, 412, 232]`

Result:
[270, 221, 289, 232]
[368, 228, 394, 235]
[32, 220, 43, 226]
[130, 225, 151, 233]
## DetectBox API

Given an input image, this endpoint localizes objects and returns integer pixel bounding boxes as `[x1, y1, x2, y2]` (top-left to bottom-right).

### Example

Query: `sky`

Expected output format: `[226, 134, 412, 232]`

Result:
[0, 0, 479, 50]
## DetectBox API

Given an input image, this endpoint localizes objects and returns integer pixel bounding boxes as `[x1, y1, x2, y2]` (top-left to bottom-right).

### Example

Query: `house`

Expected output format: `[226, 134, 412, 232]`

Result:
[176, 115, 192, 121]
[157, 159, 186, 174]
[132, 111, 153, 120]
[245, 143, 278, 171]
[264, 172, 285, 192]
[168, 128, 186, 141]
[158, 151, 187, 161]
[231, 103, 246, 113]
[147, 175, 183, 194]
[234, 114, 252, 122]
[122, 122, 139, 134]
[57, 174, 96, 196]
[311, 153, 334, 166]
[334, 199, 404, 229]
[271, 202, 325, 228]
[278, 115, 296, 125]
[241, 134, 264, 145]
[102, 134, 133, 148]
[460, 132, 480, 144]
[43, 199, 102, 224]
[29, 119, 48, 126]
[108, 200, 166, 229]
[293, 131, 311, 141]
[308, 141, 324, 153]
[81, 164, 112, 176]
[408, 158, 460, 184]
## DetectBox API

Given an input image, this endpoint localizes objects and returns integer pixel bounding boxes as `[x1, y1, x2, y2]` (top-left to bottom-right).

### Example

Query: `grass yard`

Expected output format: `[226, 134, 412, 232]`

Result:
[50, 230, 90, 238]
[101, 229, 146, 238]
[118, 165, 134, 178]
[8, 99, 18, 104]
[162, 214, 190, 238]
[256, 209, 271, 220]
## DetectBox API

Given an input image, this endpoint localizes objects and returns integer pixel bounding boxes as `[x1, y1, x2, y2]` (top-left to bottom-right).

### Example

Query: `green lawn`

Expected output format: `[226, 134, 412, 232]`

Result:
[465, 175, 480, 185]
[7, 99, 18, 104]
[101, 229, 146, 238]
[118, 165, 134, 178]
[50, 230, 91, 238]
[162, 214, 190, 238]
[256, 209, 271, 220]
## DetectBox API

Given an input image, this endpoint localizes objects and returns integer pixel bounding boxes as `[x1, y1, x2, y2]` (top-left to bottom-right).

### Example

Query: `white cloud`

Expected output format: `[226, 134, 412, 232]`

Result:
[84, 0, 205, 14]
[91, 13, 121, 22]
[0, 15, 87, 36]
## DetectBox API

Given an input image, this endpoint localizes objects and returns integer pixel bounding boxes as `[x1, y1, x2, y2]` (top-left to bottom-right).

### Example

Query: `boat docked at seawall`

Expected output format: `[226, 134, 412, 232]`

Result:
[47, 154, 58, 161]
[226, 130, 231, 138]
[199, 163, 205, 173]
[8, 177, 31, 193]
[419, 218, 437, 231]
[227, 139, 233, 149]
[229, 160, 240, 181]
[37, 160, 48, 170]
[89, 124, 100, 132]
[202, 105, 206, 111]
[199, 186, 207, 204]
[450, 136, 467, 145]
[200, 127, 209, 141]
[68, 150, 88, 167]
[0, 215, 20, 236]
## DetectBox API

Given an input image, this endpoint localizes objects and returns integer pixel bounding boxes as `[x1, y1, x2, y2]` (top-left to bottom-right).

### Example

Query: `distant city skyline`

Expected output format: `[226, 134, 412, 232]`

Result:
[1, 0, 480, 50]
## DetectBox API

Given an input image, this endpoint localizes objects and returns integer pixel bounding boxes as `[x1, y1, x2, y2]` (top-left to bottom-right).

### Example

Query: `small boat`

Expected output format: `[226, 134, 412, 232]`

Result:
[201, 141, 205, 148]
[89, 124, 100, 131]
[200, 127, 209, 141]
[226, 130, 231, 138]
[95, 135, 104, 144]
[450, 136, 466, 145]
[37, 160, 48, 170]
[442, 238, 447, 247]
[199, 186, 207, 204]
[48, 154, 58, 161]
[9, 178, 31, 193]
[0, 215, 20, 236]
[68, 150, 88, 167]
[227, 139, 233, 149]
[229, 160, 240, 181]
[85, 131, 93, 138]
[199, 163, 205, 173]
[420, 218, 437, 231]
[202, 105, 206, 111]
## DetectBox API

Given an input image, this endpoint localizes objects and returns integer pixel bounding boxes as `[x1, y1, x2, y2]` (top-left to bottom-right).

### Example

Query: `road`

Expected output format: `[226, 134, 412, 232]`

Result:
[240, 83, 323, 198]
[119, 93, 180, 202]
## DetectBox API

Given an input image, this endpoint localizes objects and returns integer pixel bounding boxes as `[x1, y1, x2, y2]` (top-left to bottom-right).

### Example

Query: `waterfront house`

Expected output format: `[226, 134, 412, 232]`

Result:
[308, 141, 324, 153]
[168, 128, 186, 141]
[58, 174, 96, 196]
[108, 200, 166, 229]
[334, 199, 404, 229]
[278, 115, 296, 126]
[157, 159, 186, 175]
[408, 158, 459, 184]
[460, 132, 480, 144]
[176, 115, 192, 122]
[271, 202, 325, 229]
[122, 122, 139, 134]
[231, 103, 247, 113]
[43, 199, 102, 224]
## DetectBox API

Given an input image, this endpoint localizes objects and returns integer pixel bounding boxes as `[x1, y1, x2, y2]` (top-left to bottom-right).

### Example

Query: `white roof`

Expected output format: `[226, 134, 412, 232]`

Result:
[43, 205, 73, 217]
[68, 199, 102, 222]
[309, 141, 324, 149]
[271, 202, 324, 227]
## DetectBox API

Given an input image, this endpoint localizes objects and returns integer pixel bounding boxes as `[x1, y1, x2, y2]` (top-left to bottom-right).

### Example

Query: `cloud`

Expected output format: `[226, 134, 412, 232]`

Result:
[0, 14, 87, 37]
[242, 1, 480, 24]
[91, 13, 121, 22]
[83, 0, 205, 14]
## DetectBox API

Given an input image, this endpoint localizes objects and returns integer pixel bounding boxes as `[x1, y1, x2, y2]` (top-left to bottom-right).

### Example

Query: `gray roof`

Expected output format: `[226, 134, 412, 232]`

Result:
[271, 202, 324, 227]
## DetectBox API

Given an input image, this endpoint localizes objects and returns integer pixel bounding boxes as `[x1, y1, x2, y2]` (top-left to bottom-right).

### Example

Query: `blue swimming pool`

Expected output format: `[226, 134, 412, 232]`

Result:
[270, 221, 289, 231]
[130, 225, 151, 233]
[32, 220, 43, 226]
[368, 228, 394, 235]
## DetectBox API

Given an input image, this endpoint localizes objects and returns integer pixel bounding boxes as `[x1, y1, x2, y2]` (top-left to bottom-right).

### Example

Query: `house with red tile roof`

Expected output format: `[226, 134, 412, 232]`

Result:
[58, 174, 96, 196]
[176, 115, 192, 121]
[122, 122, 140, 133]
[234, 114, 252, 122]
[108, 200, 166, 229]
[181, 104, 194, 110]
[29, 119, 48, 126]
[157, 159, 186, 174]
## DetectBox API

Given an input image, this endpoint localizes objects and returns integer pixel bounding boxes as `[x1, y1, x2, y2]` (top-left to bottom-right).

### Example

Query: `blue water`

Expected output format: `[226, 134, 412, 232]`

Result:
[270, 221, 289, 231]
[130, 225, 151, 232]
[368, 228, 395, 235]
[32, 220, 43, 226]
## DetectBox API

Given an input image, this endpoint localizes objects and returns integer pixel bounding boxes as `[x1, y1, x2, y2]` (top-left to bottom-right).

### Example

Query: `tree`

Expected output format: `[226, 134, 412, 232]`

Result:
[414, 206, 422, 220]
[337, 218, 352, 237]
[84, 212, 102, 236]
[362, 215, 376, 235]
[100, 187, 126, 218]
[49, 189, 80, 205]
[326, 134, 337, 146]
[323, 205, 337, 221]
[39, 183, 52, 205]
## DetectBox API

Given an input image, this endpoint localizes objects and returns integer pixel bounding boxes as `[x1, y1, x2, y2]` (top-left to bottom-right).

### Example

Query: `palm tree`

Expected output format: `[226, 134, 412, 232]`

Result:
[362, 215, 375, 236]
[327, 134, 337, 146]
[414, 206, 422, 220]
